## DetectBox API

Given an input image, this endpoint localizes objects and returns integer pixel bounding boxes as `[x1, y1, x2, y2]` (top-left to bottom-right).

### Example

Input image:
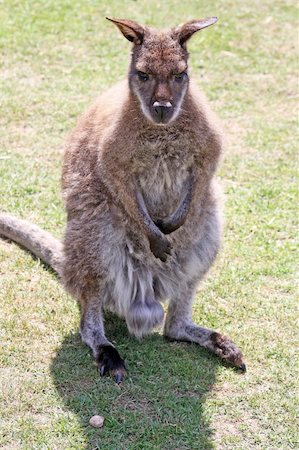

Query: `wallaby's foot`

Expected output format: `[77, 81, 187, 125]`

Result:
[164, 321, 246, 372]
[209, 332, 246, 371]
[97, 345, 127, 384]
[126, 298, 164, 338]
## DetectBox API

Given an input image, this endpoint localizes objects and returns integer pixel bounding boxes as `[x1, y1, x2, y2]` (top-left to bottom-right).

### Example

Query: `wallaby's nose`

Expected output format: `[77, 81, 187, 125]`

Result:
[153, 101, 172, 122]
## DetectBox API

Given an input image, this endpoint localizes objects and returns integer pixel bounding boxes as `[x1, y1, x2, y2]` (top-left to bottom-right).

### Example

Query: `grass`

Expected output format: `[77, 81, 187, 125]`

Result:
[0, 0, 297, 448]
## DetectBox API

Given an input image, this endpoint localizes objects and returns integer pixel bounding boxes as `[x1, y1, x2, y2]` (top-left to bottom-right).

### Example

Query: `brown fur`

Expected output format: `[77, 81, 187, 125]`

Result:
[0, 17, 245, 382]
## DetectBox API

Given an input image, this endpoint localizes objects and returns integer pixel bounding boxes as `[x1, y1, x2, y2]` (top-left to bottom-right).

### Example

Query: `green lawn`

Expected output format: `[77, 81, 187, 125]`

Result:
[0, 1, 297, 449]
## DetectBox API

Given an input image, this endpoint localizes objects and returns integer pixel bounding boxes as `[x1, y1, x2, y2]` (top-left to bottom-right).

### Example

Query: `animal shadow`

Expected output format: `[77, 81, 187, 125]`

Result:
[51, 313, 220, 450]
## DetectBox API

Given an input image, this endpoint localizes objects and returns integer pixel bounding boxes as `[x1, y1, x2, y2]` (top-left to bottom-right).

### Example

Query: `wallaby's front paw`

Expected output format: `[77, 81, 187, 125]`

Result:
[97, 345, 127, 384]
[149, 234, 172, 262]
[210, 332, 246, 372]
[155, 219, 177, 235]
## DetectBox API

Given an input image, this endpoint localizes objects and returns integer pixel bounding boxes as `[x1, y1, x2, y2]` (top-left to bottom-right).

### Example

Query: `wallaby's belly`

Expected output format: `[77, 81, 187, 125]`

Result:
[139, 154, 192, 220]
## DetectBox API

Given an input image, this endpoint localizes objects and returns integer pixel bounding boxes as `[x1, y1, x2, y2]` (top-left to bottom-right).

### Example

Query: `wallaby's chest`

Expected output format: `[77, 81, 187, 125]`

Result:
[135, 136, 197, 219]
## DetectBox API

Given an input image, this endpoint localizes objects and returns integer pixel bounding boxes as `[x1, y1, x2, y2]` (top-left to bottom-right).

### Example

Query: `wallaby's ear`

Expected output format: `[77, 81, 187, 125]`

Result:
[174, 17, 218, 47]
[106, 17, 144, 44]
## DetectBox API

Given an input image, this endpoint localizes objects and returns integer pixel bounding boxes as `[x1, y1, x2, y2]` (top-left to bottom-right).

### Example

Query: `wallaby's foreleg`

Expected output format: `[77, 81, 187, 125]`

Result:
[80, 301, 127, 384]
[135, 190, 172, 261]
[101, 158, 172, 262]
[164, 289, 246, 371]
[155, 174, 195, 234]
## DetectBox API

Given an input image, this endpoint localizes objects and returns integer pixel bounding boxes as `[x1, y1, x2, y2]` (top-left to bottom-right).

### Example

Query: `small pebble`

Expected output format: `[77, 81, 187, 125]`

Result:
[89, 415, 104, 428]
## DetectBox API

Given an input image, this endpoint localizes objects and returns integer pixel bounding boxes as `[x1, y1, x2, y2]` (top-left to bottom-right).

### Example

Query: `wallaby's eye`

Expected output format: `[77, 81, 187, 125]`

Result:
[137, 71, 149, 81]
[174, 72, 187, 82]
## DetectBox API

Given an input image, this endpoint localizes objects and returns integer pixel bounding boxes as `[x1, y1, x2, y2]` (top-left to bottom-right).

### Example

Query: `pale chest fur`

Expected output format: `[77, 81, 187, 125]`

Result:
[133, 130, 198, 220]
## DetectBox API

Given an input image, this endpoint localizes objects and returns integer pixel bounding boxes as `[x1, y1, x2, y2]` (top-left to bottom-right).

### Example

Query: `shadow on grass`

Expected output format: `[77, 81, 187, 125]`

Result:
[51, 313, 220, 450]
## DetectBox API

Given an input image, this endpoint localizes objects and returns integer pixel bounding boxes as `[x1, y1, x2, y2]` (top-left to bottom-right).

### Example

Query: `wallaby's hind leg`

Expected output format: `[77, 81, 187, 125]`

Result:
[80, 301, 127, 384]
[164, 288, 246, 371]
[162, 200, 245, 371]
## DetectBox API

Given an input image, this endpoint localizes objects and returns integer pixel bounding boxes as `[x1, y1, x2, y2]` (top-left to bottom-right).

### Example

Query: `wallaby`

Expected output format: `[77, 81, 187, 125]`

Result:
[0, 17, 246, 384]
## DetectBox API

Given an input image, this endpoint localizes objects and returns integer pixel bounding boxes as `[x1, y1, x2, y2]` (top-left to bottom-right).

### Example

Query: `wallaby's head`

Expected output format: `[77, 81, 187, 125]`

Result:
[107, 17, 217, 125]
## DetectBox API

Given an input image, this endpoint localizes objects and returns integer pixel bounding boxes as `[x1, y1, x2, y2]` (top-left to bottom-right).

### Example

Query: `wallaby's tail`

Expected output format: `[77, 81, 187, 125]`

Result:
[0, 212, 63, 274]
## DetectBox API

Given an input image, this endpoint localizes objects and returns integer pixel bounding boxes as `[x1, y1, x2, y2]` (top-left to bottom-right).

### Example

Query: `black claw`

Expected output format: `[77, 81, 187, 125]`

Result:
[114, 373, 124, 385]
[99, 365, 106, 377]
[239, 363, 247, 373]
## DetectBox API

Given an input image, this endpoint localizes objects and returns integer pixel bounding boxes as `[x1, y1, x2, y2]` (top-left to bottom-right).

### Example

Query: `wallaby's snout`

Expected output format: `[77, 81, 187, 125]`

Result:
[107, 16, 218, 126]
[152, 101, 172, 124]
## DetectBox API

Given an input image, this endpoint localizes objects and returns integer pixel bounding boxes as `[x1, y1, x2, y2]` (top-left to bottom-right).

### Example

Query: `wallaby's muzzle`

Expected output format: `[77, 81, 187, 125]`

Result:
[152, 101, 173, 124]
